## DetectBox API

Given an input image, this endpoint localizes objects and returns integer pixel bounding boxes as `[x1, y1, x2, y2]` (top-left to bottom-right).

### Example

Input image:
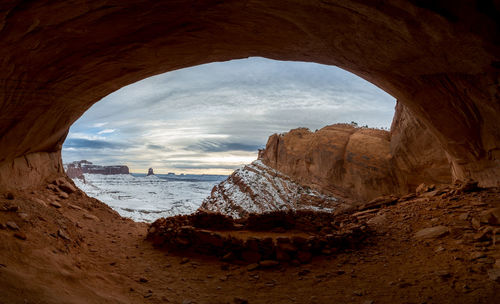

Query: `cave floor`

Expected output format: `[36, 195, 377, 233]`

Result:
[1, 184, 499, 304]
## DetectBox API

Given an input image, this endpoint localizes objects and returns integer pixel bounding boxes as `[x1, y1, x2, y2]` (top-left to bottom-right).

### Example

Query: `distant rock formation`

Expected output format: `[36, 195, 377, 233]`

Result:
[65, 160, 129, 177]
[199, 160, 346, 218]
[65, 164, 84, 180]
[147, 168, 154, 176]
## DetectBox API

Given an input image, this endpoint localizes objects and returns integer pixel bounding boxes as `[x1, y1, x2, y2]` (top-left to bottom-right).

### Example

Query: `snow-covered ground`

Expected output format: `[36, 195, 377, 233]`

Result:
[73, 173, 226, 222]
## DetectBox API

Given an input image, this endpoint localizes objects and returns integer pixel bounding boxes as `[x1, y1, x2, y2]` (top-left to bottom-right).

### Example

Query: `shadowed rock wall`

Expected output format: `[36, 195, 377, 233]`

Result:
[0, 0, 498, 190]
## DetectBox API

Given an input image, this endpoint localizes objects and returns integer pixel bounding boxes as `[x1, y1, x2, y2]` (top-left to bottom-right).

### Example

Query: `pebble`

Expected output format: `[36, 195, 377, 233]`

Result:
[247, 263, 259, 271]
[59, 192, 69, 199]
[415, 226, 449, 239]
[435, 246, 445, 253]
[435, 270, 451, 280]
[5, 204, 18, 212]
[83, 213, 99, 221]
[18, 213, 29, 221]
[49, 201, 62, 208]
[57, 229, 71, 241]
[68, 204, 83, 211]
[353, 290, 364, 296]
[14, 232, 27, 240]
[6, 221, 20, 230]
[233, 297, 249, 304]
[180, 257, 190, 264]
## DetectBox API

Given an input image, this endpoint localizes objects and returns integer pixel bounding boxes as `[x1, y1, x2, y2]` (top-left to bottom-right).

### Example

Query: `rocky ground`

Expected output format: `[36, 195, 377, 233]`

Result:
[1, 178, 499, 304]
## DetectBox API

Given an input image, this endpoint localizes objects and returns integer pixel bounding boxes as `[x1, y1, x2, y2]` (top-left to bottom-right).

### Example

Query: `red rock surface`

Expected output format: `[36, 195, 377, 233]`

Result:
[259, 103, 452, 201]
[0, 1, 499, 190]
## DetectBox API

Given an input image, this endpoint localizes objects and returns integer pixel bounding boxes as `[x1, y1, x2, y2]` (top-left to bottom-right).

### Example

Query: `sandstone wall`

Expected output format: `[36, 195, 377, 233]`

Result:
[259, 103, 452, 201]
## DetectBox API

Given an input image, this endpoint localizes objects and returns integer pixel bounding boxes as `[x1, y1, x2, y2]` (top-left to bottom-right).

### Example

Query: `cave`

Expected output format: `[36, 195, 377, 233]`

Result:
[0, 1, 499, 190]
[1, 1, 499, 303]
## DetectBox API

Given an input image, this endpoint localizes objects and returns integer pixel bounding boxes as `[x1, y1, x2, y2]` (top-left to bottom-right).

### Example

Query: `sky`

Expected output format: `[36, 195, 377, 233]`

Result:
[62, 57, 396, 175]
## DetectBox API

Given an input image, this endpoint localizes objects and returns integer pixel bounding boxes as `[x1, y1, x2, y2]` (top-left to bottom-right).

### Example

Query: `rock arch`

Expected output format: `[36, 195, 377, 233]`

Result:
[0, 0, 499, 189]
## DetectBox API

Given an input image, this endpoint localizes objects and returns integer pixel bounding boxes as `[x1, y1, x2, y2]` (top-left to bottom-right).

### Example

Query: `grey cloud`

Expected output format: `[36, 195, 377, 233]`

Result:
[64, 138, 133, 150]
[188, 140, 264, 153]
[146, 144, 168, 150]
[168, 163, 243, 170]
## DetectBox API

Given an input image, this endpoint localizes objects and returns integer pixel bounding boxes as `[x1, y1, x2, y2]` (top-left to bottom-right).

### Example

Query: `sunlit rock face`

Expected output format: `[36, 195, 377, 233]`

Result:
[0, 1, 499, 190]
[259, 103, 452, 202]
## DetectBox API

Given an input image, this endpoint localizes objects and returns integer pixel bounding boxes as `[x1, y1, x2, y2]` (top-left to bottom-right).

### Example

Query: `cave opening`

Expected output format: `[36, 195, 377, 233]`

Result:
[1, 2, 499, 303]
[61, 57, 396, 222]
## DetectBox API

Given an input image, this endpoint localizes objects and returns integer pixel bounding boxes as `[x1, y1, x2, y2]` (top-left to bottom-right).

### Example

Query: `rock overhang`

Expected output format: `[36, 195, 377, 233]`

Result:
[0, 0, 499, 189]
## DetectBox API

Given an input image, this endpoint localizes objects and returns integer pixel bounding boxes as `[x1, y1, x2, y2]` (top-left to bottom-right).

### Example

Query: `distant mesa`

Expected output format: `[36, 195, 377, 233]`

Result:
[65, 160, 129, 178]
[147, 168, 154, 176]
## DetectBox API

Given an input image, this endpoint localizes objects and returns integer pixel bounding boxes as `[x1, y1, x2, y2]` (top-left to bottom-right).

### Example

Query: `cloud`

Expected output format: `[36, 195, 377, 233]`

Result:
[97, 129, 116, 135]
[146, 144, 167, 150]
[188, 140, 263, 153]
[166, 163, 246, 170]
[67, 132, 106, 141]
[64, 138, 132, 150]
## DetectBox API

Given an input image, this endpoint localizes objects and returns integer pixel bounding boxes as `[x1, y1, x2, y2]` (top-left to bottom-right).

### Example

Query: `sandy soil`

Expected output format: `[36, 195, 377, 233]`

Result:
[1, 182, 499, 304]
